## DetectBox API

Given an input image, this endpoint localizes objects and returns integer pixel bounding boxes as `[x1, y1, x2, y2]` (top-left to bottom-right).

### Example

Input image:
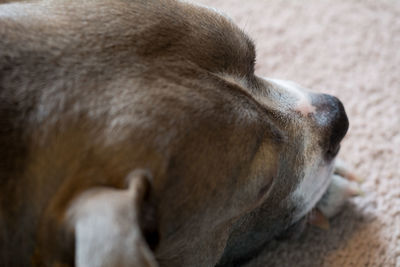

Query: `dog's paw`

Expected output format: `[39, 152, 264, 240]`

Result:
[333, 158, 363, 183]
[318, 159, 363, 218]
[317, 174, 361, 218]
[309, 160, 363, 229]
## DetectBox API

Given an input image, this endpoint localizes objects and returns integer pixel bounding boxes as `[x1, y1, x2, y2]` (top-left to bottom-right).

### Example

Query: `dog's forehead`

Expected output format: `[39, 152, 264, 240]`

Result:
[137, 0, 256, 76]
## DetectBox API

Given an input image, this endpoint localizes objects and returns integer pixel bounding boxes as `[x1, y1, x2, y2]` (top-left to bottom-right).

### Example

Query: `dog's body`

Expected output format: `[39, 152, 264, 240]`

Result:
[0, 0, 351, 266]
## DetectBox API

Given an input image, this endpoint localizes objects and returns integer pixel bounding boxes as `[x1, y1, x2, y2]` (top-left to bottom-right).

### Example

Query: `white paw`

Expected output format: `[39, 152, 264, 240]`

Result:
[316, 160, 362, 218]
[333, 158, 363, 183]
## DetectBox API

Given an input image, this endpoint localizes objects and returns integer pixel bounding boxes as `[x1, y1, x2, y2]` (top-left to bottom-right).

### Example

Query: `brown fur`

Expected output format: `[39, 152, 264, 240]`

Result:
[0, 0, 348, 266]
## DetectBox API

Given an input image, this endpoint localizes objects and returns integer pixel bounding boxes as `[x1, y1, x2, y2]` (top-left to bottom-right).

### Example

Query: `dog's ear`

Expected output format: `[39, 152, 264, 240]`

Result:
[67, 170, 159, 267]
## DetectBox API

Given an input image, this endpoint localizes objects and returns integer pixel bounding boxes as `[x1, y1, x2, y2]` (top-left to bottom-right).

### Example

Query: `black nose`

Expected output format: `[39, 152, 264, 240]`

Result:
[312, 94, 349, 159]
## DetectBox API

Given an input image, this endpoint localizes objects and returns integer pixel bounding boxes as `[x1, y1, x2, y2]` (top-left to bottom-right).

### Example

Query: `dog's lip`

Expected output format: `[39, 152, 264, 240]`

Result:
[327, 144, 341, 159]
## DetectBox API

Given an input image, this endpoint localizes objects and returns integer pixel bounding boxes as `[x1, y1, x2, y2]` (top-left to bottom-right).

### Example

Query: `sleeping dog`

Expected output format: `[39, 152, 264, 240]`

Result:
[0, 0, 357, 266]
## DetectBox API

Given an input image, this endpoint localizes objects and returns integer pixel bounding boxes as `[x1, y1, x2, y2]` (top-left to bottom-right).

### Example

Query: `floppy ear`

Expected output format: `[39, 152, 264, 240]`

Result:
[67, 170, 158, 267]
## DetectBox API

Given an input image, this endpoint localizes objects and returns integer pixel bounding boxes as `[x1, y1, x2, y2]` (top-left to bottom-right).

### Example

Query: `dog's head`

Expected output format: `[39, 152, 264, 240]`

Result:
[0, 0, 348, 266]
[130, 2, 349, 265]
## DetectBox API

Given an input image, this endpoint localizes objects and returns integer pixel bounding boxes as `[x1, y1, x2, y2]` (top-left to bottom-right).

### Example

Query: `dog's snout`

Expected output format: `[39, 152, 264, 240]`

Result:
[312, 94, 349, 159]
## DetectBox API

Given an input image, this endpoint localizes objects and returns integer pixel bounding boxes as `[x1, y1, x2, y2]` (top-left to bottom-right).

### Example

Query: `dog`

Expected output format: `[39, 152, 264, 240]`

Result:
[0, 0, 356, 266]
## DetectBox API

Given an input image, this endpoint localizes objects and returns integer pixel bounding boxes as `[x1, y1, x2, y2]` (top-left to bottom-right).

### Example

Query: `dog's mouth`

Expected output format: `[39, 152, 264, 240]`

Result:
[327, 144, 341, 159]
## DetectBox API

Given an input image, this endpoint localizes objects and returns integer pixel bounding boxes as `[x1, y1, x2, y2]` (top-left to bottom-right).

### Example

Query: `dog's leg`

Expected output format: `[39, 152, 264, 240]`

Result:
[333, 158, 363, 183]
[310, 160, 363, 228]
[65, 170, 158, 267]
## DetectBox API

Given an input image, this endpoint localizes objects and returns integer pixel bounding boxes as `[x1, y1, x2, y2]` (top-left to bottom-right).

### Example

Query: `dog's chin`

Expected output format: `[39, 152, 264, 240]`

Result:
[275, 215, 308, 241]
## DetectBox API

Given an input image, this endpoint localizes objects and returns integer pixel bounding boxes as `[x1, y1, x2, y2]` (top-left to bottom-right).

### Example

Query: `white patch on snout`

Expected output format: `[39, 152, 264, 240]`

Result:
[267, 79, 316, 116]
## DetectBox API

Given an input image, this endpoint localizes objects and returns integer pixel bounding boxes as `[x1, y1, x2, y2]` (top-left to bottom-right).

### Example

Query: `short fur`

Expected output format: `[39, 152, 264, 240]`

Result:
[0, 0, 349, 266]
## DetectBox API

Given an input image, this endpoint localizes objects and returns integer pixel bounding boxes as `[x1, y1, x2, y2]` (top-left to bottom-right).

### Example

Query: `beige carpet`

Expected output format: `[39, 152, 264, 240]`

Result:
[194, 0, 400, 266]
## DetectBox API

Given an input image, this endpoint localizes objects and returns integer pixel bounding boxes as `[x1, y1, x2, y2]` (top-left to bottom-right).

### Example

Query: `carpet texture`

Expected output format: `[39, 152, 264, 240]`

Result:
[194, 0, 400, 266]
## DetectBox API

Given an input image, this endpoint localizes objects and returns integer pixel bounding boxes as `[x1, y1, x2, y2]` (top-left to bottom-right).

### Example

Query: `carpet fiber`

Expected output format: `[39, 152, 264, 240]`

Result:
[194, 0, 400, 266]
